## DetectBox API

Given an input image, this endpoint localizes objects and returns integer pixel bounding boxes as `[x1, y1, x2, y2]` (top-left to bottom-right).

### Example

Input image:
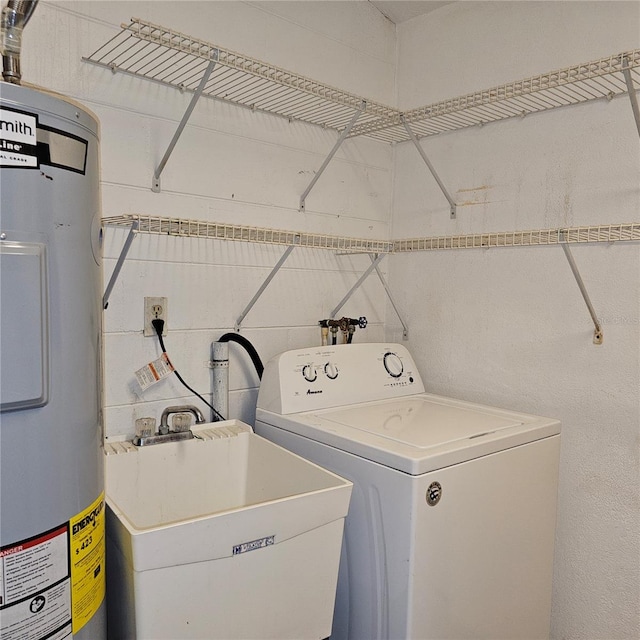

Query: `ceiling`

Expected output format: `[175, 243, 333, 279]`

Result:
[369, 0, 452, 24]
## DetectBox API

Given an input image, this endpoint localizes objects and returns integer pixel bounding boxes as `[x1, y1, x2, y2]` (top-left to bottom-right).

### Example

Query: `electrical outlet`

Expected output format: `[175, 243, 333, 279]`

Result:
[144, 297, 168, 337]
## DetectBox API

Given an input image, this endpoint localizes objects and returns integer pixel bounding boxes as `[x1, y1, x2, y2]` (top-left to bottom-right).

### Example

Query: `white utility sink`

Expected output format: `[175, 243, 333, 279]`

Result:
[105, 420, 352, 640]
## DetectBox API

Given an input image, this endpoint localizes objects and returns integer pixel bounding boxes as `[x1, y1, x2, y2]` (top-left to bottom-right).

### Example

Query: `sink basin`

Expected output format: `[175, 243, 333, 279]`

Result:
[105, 420, 352, 640]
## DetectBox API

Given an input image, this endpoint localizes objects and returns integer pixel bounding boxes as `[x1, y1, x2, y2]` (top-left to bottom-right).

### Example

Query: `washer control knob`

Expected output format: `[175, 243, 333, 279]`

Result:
[383, 352, 403, 378]
[302, 364, 317, 382]
[324, 362, 339, 380]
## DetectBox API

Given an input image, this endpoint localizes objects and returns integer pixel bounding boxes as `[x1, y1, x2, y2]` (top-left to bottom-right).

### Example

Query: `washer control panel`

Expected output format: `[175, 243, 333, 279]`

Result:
[257, 343, 425, 415]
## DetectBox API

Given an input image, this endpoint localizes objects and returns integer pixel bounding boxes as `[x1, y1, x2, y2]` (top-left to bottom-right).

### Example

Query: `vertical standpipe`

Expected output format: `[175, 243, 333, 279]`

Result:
[211, 341, 229, 421]
[0, 83, 105, 639]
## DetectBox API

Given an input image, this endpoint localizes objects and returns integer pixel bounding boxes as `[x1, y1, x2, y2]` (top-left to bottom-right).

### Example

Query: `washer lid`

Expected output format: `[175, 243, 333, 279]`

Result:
[257, 393, 560, 475]
[320, 397, 522, 448]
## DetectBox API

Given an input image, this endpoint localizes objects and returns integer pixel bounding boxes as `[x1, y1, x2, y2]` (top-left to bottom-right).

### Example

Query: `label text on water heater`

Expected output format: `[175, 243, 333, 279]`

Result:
[0, 107, 38, 167]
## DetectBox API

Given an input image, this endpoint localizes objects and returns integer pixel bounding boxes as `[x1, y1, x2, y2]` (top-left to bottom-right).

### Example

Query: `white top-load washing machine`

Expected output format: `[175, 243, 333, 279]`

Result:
[255, 343, 561, 640]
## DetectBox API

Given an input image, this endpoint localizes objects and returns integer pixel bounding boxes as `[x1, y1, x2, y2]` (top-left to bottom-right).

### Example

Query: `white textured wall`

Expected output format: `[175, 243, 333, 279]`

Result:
[391, 2, 640, 639]
[20, 1, 395, 438]
[14, 1, 640, 637]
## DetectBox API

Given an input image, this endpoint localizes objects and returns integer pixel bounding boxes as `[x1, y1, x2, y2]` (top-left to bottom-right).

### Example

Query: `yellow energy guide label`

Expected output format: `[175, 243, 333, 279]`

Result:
[70, 493, 105, 634]
[0, 493, 105, 639]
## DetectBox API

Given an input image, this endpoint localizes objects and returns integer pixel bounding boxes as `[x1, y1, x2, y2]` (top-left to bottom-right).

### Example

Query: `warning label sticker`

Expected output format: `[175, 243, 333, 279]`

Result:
[135, 353, 175, 391]
[0, 493, 105, 639]
[0, 525, 72, 639]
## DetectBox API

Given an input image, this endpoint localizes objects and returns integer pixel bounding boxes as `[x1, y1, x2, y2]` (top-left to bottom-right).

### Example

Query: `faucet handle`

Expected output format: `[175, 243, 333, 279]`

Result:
[171, 413, 193, 433]
[135, 417, 156, 438]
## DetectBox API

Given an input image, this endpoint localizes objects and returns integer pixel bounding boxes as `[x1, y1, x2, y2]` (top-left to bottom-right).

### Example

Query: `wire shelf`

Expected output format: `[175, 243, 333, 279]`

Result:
[83, 18, 396, 136]
[103, 215, 640, 254]
[352, 51, 640, 141]
[392, 223, 640, 252]
[103, 215, 393, 254]
[83, 19, 640, 143]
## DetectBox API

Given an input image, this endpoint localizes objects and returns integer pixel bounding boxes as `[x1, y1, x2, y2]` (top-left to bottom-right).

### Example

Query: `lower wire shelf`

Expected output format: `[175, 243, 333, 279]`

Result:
[103, 214, 392, 253]
[103, 214, 640, 252]
[102, 215, 639, 344]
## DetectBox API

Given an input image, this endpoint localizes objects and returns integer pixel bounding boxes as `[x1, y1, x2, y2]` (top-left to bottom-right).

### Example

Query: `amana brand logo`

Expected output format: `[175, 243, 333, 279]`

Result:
[307, 389, 323, 395]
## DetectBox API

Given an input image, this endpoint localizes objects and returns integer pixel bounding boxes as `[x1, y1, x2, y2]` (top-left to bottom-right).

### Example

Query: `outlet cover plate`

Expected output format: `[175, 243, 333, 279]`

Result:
[144, 296, 167, 337]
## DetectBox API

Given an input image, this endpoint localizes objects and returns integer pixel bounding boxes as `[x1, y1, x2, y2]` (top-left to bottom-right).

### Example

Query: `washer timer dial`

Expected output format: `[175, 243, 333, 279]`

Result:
[383, 352, 403, 378]
[302, 364, 317, 382]
[324, 362, 339, 380]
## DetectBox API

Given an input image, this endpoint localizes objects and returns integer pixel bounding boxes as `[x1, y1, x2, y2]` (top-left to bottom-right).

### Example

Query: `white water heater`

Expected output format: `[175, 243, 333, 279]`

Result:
[0, 82, 106, 639]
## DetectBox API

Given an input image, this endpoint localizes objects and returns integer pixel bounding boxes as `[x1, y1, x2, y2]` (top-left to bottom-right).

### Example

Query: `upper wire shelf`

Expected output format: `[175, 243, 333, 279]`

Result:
[353, 51, 640, 142]
[82, 18, 395, 136]
[83, 18, 639, 143]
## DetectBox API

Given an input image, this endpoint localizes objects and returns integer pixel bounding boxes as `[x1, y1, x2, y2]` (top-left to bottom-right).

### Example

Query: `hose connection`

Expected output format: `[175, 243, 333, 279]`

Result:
[319, 317, 367, 345]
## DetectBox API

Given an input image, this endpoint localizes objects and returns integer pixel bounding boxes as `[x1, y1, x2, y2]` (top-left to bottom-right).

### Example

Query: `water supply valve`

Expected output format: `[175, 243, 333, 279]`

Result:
[345, 317, 367, 329]
[319, 316, 367, 345]
[344, 316, 367, 343]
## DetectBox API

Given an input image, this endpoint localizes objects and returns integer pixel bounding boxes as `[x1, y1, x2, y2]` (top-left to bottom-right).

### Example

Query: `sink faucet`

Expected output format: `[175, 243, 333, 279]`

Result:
[159, 405, 206, 435]
[133, 405, 206, 447]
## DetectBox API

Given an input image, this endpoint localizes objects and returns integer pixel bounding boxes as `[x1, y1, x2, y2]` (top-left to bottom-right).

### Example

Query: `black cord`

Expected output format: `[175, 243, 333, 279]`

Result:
[152, 319, 225, 422]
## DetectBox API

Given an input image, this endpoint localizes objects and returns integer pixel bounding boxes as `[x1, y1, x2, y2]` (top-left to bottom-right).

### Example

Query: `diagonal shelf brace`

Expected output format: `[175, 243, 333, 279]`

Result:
[402, 116, 457, 220]
[235, 243, 297, 332]
[560, 239, 603, 345]
[152, 53, 219, 192]
[330, 253, 385, 318]
[622, 55, 640, 139]
[369, 254, 409, 340]
[102, 219, 139, 310]
[300, 100, 366, 212]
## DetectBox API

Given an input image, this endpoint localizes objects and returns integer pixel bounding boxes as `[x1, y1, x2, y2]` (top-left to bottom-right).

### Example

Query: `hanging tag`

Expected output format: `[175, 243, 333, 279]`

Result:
[135, 354, 174, 391]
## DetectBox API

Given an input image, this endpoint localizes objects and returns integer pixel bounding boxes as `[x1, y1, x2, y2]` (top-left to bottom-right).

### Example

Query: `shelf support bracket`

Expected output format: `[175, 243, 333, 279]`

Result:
[401, 117, 457, 219]
[368, 254, 409, 340]
[560, 237, 603, 344]
[152, 53, 218, 193]
[622, 55, 640, 139]
[299, 100, 366, 212]
[330, 253, 385, 318]
[235, 243, 297, 332]
[102, 219, 139, 310]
